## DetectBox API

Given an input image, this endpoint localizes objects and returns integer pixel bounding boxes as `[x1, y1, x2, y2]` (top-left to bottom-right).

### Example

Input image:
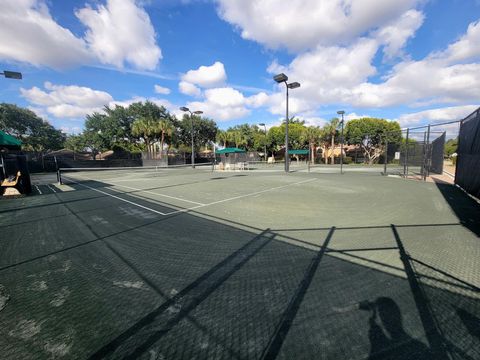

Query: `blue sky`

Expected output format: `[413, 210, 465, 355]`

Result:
[1, 0, 479, 134]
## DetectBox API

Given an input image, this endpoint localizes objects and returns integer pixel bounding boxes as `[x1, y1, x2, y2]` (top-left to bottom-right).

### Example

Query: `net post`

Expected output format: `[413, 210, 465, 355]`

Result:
[57, 169, 62, 185]
[421, 130, 427, 180]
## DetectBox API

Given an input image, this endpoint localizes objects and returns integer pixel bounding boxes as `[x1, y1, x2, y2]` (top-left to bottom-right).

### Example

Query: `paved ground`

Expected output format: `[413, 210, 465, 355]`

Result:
[0, 168, 479, 359]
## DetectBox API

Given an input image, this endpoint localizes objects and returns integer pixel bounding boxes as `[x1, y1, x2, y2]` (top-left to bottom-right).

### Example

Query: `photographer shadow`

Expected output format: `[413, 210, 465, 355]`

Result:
[366, 297, 436, 360]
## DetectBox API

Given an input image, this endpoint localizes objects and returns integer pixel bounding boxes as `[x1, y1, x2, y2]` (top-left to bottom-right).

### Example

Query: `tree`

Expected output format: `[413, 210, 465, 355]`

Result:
[267, 117, 307, 159]
[131, 116, 159, 159]
[345, 118, 401, 164]
[216, 130, 230, 147]
[0, 103, 65, 152]
[158, 120, 174, 158]
[323, 118, 340, 165]
[445, 138, 458, 157]
[302, 126, 321, 163]
[175, 114, 218, 153]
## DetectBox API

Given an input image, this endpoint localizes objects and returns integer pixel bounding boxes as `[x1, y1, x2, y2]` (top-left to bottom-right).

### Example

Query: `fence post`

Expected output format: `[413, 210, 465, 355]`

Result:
[425, 125, 431, 181]
[404, 128, 409, 177]
[383, 137, 388, 175]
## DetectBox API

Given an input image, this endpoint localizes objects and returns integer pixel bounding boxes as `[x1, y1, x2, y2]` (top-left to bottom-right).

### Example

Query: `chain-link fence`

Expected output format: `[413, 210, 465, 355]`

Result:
[456, 107, 480, 199]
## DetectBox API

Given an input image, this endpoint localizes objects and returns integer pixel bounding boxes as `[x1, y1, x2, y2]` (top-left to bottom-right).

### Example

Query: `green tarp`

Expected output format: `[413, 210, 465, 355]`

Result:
[288, 149, 309, 155]
[0, 130, 22, 149]
[216, 147, 246, 154]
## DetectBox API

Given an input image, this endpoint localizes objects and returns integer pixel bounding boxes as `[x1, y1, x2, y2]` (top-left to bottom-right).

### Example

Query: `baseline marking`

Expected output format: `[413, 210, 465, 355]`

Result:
[35, 185, 42, 195]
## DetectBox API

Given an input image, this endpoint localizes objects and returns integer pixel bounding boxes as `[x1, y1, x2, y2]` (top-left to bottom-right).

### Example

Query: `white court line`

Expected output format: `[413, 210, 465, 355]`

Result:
[63, 176, 167, 216]
[164, 178, 317, 215]
[35, 185, 42, 194]
[110, 183, 205, 205]
[46, 184, 57, 193]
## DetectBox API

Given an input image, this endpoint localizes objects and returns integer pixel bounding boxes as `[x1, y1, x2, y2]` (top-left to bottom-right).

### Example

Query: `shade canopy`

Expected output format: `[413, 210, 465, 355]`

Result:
[0, 130, 22, 149]
[288, 149, 309, 155]
[216, 147, 246, 154]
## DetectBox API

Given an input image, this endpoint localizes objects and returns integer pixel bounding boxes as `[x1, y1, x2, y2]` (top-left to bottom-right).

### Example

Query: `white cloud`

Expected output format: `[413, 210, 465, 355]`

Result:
[21, 82, 179, 119]
[76, 0, 162, 70]
[21, 82, 113, 118]
[0, 0, 91, 69]
[179, 81, 201, 97]
[396, 105, 479, 127]
[374, 9, 424, 60]
[436, 20, 480, 63]
[181, 61, 227, 88]
[245, 92, 269, 108]
[216, 0, 420, 51]
[0, 0, 162, 70]
[154, 84, 171, 95]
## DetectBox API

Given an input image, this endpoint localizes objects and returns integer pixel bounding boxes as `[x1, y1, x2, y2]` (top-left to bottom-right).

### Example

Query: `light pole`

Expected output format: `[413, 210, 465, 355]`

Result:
[337, 110, 345, 174]
[273, 73, 300, 173]
[1, 70, 22, 80]
[259, 123, 267, 162]
[180, 107, 203, 168]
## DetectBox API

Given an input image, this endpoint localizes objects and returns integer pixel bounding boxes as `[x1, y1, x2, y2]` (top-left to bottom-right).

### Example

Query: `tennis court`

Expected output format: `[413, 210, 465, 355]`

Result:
[1, 167, 479, 359]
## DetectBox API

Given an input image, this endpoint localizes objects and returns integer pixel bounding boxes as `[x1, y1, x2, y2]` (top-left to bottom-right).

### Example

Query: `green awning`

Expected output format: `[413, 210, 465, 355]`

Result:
[288, 149, 309, 155]
[216, 147, 246, 154]
[0, 130, 22, 149]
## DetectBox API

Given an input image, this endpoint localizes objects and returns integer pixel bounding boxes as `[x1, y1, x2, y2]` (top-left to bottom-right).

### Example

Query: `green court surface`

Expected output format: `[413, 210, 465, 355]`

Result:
[1, 168, 479, 359]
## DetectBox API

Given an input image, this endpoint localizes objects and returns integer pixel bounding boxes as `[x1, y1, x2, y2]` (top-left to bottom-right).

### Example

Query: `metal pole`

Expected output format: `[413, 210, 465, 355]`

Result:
[425, 125, 431, 181]
[340, 114, 344, 174]
[383, 137, 388, 175]
[285, 84, 289, 173]
[190, 112, 195, 168]
[421, 130, 427, 180]
[404, 128, 409, 177]
[0, 154, 6, 178]
[263, 124, 267, 163]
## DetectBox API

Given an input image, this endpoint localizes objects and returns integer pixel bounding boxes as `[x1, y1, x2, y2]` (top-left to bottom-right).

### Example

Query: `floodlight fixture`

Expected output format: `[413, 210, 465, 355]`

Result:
[1, 71, 22, 80]
[337, 110, 345, 115]
[273, 73, 288, 83]
[180, 106, 189, 112]
[272, 73, 301, 172]
[193, 110, 203, 115]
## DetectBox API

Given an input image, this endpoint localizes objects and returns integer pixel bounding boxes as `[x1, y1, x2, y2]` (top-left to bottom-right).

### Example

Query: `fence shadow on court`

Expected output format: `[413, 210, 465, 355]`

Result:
[434, 181, 480, 237]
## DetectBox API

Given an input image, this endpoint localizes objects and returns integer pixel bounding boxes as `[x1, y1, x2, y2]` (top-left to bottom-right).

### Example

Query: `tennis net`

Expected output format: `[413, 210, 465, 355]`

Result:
[58, 163, 213, 185]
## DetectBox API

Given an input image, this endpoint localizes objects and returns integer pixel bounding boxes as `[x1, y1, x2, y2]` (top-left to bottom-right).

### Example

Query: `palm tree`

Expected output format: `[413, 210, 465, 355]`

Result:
[302, 126, 321, 163]
[232, 130, 247, 148]
[157, 120, 174, 159]
[216, 130, 230, 147]
[324, 118, 339, 164]
[132, 116, 158, 159]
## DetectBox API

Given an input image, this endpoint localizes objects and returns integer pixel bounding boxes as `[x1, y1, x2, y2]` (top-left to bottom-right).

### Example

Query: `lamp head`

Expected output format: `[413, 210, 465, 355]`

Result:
[337, 110, 345, 115]
[193, 110, 203, 115]
[287, 82, 300, 89]
[180, 106, 189, 112]
[273, 73, 288, 83]
[259, 123, 265, 126]
[2, 71, 22, 79]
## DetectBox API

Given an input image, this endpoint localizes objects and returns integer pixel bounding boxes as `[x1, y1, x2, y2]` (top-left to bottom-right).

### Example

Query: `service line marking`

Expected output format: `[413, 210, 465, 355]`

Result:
[164, 178, 317, 215]
[46, 184, 57, 193]
[63, 176, 167, 216]
[35, 185, 42, 194]
[109, 183, 205, 205]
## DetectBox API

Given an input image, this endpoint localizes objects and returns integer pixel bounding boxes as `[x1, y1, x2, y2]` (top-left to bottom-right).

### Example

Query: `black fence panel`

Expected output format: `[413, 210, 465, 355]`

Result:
[429, 132, 445, 175]
[456, 108, 480, 199]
